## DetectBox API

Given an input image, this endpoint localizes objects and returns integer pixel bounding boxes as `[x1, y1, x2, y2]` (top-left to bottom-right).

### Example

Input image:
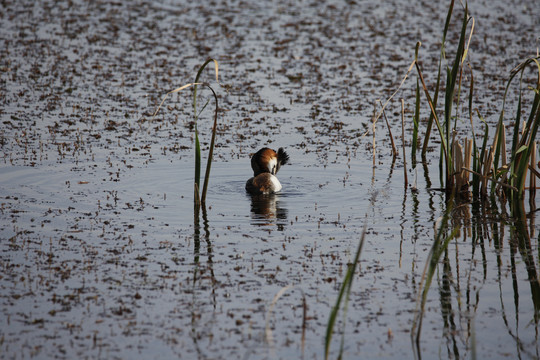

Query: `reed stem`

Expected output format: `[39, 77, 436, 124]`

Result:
[401, 99, 408, 188]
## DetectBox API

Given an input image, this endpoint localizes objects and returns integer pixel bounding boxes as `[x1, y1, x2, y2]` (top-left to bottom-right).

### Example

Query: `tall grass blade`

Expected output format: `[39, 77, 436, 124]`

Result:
[151, 76, 220, 205]
[401, 99, 409, 188]
[446, 4, 470, 188]
[515, 108, 540, 198]
[151, 58, 220, 205]
[372, 107, 377, 167]
[467, 63, 476, 142]
[193, 59, 220, 204]
[420, 64, 441, 157]
[421, 0, 454, 157]
[194, 129, 201, 206]
[200, 85, 219, 204]
[325, 228, 366, 360]
[475, 111, 490, 197]
[530, 141, 537, 203]
[445, 3, 469, 136]
[416, 2, 473, 192]
[193, 59, 219, 115]
[453, 13, 475, 135]
[511, 92, 523, 160]
[194, 181, 201, 210]
[414, 43, 449, 184]
[412, 79, 420, 168]
[441, 0, 455, 50]
[491, 113, 505, 183]
[504, 57, 540, 199]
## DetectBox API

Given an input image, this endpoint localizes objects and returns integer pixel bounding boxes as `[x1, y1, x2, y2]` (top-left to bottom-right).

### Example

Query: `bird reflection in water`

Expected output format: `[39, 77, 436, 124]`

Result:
[249, 193, 288, 229]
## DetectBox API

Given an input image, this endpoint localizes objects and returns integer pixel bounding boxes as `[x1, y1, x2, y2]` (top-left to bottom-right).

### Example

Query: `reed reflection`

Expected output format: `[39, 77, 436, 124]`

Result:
[191, 204, 217, 356]
[412, 196, 540, 360]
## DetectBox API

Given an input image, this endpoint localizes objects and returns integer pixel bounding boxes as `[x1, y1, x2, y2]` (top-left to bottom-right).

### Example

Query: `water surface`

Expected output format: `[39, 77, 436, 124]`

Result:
[1, 0, 539, 359]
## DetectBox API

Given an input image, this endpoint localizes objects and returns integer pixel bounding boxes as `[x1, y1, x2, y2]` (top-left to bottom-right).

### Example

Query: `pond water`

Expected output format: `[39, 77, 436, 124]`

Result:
[1, 0, 539, 359]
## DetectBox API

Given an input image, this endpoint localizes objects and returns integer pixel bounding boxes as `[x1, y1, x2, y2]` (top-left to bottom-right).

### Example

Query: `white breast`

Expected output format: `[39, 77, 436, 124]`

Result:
[269, 174, 282, 192]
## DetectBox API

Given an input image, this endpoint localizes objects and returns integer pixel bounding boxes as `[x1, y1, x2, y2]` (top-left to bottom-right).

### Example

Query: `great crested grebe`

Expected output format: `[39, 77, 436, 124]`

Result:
[246, 147, 289, 195]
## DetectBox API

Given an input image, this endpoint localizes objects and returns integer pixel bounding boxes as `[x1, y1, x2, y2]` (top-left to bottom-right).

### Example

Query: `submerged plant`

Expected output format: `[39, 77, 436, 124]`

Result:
[152, 59, 221, 208]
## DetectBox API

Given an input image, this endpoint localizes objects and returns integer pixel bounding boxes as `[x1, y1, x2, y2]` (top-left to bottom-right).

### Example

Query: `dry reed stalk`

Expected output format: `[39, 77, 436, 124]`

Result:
[453, 139, 471, 195]
[463, 138, 473, 196]
[379, 101, 398, 158]
[494, 124, 509, 195]
[481, 146, 494, 196]
[401, 99, 408, 188]
[465, 139, 473, 180]
[462, 167, 518, 192]
[453, 141, 463, 190]
[374, 59, 417, 129]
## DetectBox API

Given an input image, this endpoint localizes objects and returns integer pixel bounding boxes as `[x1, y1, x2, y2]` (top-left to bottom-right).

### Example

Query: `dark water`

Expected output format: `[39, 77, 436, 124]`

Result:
[1, 0, 539, 359]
